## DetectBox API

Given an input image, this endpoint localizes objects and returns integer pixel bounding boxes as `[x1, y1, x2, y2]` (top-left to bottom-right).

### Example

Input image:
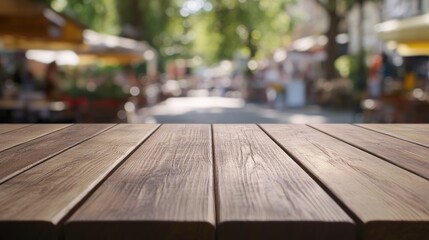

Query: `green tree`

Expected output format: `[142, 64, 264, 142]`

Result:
[314, 0, 379, 83]
[313, 0, 357, 81]
[40, 0, 295, 73]
[46, 0, 181, 69]
[116, 0, 191, 70]
[205, 0, 293, 63]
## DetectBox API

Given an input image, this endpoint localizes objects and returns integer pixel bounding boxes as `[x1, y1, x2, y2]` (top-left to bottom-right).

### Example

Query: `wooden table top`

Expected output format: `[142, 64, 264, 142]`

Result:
[0, 124, 428, 240]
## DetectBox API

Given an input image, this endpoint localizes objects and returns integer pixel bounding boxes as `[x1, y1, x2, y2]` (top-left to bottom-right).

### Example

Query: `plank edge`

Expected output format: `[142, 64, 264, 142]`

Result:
[218, 220, 356, 240]
[364, 220, 429, 240]
[0, 220, 56, 240]
[64, 220, 215, 240]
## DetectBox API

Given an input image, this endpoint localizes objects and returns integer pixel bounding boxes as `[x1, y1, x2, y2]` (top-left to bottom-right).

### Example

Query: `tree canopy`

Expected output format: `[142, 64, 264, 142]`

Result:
[200, 0, 293, 62]
[40, 0, 294, 66]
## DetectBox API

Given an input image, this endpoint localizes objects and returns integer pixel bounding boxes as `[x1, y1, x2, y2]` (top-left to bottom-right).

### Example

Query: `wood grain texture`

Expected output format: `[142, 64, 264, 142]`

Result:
[0, 124, 70, 152]
[357, 124, 429, 148]
[65, 124, 215, 240]
[0, 124, 159, 240]
[311, 124, 429, 180]
[213, 125, 355, 240]
[261, 124, 429, 240]
[0, 124, 114, 183]
[0, 124, 30, 134]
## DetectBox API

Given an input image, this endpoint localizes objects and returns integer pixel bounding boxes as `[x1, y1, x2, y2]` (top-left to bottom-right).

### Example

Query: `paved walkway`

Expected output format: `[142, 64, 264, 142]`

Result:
[133, 97, 359, 123]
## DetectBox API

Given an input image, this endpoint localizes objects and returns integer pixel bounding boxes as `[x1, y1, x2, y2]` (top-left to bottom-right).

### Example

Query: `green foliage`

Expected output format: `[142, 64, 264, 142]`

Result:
[347, 54, 368, 91]
[49, 0, 120, 34]
[200, 0, 293, 62]
[335, 55, 352, 78]
[115, 0, 183, 69]
[45, 0, 295, 66]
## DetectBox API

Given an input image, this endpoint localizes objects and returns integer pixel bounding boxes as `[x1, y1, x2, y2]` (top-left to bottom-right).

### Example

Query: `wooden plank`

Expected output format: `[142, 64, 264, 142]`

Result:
[0, 124, 114, 184]
[311, 124, 429, 180]
[357, 124, 429, 148]
[0, 124, 159, 240]
[213, 125, 355, 240]
[0, 124, 70, 152]
[65, 124, 215, 240]
[0, 124, 30, 134]
[261, 124, 429, 240]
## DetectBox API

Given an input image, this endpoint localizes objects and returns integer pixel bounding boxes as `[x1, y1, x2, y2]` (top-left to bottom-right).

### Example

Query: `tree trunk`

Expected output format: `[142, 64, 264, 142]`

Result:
[132, 0, 142, 40]
[325, 11, 340, 81]
[245, 27, 257, 77]
[244, 29, 258, 102]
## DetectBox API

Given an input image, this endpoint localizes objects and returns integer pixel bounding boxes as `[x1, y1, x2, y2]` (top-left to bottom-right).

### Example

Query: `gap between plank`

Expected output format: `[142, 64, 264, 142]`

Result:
[210, 124, 219, 240]
[353, 124, 429, 149]
[0, 124, 32, 135]
[0, 124, 118, 185]
[0, 124, 72, 153]
[257, 124, 364, 240]
[308, 124, 429, 181]
[56, 124, 163, 240]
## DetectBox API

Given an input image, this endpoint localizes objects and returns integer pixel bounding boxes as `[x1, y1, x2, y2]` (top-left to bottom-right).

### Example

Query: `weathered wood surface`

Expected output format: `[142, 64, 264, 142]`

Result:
[0, 124, 114, 183]
[0, 124, 428, 240]
[0, 124, 29, 134]
[357, 124, 429, 148]
[213, 125, 354, 240]
[261, 124, 429, 240]
[311, 124, 429, 180]
[66, 124, 214, 240]
[0, 124, 70, 152]
[0, 124, 159, 240]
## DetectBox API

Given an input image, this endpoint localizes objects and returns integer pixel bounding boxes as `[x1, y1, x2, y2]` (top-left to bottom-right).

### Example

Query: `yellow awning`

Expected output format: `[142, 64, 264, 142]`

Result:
[376, 13, 429, 42]
[1, 0, 157, 67]
[78, 54, 145, 65]
[24, 31, 157, 66]
[376, 13, 429, 56]
[394, 41, 429, 56]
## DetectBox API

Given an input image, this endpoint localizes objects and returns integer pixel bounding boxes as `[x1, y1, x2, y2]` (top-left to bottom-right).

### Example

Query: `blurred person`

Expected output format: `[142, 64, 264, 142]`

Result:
[14, 60, 41, 103]
[303, 62, 318, 104]
[265, 64, 284, 110]
[0, 59, 7, 99]
[285, 61, 306, 108]
[12, 64, 21, 87]
[368, 54, 382, 99]
[125, 65, 146, 109]
[404, 71, 415, 93]
[24, 70, 36, 93]
[45, 61, 62, 101]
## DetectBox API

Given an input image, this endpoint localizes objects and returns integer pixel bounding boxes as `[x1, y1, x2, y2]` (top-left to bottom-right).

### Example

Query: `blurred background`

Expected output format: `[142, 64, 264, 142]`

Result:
[0, 0, 428, 123]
